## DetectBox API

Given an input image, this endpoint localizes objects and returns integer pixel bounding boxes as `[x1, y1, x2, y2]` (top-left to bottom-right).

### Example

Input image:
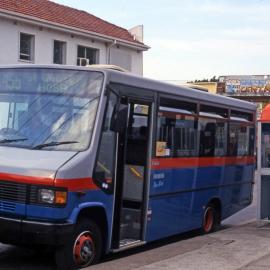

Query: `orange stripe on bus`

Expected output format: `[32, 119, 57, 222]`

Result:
[151, 156, 255, 170]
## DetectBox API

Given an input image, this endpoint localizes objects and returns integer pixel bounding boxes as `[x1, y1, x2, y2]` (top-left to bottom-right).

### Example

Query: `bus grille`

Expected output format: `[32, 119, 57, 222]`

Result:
[29, 185, 39, 204]
[0, 201, 16, 212]
[0, 181, 27, 203]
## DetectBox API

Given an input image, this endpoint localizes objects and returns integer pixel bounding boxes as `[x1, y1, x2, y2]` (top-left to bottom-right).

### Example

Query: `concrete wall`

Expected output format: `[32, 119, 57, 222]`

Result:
[188, 82, 218, 94]
[110, 46, 143, 74]
[0, 17, 143, 75]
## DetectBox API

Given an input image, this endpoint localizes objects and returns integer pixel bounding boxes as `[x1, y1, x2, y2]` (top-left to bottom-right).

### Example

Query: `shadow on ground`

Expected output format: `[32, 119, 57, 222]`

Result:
[0, 245, 55, 269]
[0, 226, 231, 270]
[100, 225, 231, 265]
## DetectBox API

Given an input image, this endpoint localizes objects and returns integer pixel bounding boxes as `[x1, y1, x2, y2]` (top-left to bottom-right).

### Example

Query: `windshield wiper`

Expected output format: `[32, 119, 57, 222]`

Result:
[32, 141, 78, 150]
[0, 138, 28, 144]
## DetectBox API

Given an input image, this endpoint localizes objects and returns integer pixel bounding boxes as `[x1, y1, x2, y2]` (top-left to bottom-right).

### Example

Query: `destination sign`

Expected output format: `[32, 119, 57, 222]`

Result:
[0, 68, 104, 97]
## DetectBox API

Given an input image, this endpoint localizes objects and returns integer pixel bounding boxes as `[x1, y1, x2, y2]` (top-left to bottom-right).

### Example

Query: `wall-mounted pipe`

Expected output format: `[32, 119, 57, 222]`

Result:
[107, 39, 117, 64]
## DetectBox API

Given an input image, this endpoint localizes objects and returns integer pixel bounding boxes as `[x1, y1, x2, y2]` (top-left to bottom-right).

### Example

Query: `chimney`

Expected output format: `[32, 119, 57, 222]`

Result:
[128, 25, 144, 43]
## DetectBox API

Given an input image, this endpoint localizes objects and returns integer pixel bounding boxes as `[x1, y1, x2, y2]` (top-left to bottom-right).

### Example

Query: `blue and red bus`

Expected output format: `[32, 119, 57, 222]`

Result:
[0, 65, 256, 269]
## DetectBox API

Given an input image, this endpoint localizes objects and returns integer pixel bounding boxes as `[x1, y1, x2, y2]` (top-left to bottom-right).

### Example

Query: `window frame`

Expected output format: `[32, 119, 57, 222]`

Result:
[231, 109, 254, 122]
[156, 95, 198, 158]
[77, 45, 99, 66]
[198, 103, 230, 157]
[228, 116, 255, 157]
[53, 40, 67, 65]
[92, 88, 119, 194]
[154, 94, 255, 159]
[198, 114, 228, 157]
[229, 108, 255, 157]
[19, 32, 35, 62]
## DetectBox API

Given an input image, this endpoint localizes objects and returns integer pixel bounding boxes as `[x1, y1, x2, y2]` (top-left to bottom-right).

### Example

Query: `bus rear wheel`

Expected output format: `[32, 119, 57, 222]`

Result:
[55, 219, 102, 270]
[202, 204, 219, 234]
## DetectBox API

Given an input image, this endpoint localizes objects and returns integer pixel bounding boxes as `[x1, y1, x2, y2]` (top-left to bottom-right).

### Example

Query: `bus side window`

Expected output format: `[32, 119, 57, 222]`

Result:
[229, 123, 254, 156]
[199, 118, 227, 157]
[156, 98, 197, 158]
[199, 119, 216, 157]
[229, 111, 254, 157]
[93, 92, 118, 193]
[199, 105, 228, 157]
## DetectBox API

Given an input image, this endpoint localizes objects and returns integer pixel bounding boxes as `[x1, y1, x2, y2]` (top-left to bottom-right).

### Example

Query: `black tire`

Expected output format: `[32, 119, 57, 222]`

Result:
[201, 203, 220, 234]
[55, 218, 102, 270]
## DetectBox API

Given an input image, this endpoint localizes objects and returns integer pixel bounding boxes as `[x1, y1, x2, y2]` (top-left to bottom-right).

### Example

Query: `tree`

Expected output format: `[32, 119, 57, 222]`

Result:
[188, 76, 218, 83]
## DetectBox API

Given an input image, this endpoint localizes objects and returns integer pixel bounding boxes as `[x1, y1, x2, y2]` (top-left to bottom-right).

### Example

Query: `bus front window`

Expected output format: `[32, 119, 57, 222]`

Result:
[0, 68, 104, 151]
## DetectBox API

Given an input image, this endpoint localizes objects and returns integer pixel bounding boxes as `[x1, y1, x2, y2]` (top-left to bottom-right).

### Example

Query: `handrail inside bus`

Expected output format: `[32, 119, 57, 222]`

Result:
[230, 116, 250, 122]
[199, 112, 225, 119]
[159, 106, 193, 115]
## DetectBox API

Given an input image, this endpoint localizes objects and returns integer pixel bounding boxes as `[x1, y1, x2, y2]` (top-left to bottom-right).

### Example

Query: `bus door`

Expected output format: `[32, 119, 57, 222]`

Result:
[112, 97, 152, 250]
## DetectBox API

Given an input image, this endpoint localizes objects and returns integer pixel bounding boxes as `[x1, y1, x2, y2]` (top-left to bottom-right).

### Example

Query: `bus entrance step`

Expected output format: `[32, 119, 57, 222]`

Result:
[112, 239, 145, 252]
[120, 239, 143, 248]
[120, 239, 140, 247]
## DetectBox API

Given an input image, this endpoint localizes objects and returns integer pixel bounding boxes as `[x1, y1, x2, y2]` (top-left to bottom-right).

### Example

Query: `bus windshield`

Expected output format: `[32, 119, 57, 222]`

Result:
[0, 68, 104, 151]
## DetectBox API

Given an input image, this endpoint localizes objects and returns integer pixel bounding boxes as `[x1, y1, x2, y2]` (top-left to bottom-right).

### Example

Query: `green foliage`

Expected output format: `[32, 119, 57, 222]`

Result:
[188, 76, 218, 83]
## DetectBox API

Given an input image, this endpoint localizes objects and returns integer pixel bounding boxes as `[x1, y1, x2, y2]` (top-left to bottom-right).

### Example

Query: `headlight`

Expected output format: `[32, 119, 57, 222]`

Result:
[38, 189, 67, 206]
[39, 189, 55, 204]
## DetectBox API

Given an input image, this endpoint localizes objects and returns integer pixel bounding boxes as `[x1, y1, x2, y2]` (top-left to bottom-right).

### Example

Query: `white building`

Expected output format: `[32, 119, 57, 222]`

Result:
[0, 0, 149, 75]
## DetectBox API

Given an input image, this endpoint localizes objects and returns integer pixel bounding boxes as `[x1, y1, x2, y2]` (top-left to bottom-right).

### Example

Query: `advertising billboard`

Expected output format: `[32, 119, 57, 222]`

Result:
[219, 75, 270, 96]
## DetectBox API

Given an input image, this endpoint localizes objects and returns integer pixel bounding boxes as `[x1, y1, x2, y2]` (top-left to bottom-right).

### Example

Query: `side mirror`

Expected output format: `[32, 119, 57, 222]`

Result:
[111, 104, 128, 133]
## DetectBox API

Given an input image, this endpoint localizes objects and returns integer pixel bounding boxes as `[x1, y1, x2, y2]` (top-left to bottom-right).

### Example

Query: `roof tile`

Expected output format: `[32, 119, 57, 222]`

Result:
[0, 0, 143, 45]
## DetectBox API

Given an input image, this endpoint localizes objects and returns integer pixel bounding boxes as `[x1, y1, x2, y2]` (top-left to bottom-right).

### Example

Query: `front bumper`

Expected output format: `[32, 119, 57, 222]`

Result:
[0, 216, 74, 246]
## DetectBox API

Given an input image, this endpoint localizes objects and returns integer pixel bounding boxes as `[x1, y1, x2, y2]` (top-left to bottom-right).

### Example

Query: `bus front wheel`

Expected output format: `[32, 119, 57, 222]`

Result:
[202, 204, 219, 234]
[55, 218, 102, 270]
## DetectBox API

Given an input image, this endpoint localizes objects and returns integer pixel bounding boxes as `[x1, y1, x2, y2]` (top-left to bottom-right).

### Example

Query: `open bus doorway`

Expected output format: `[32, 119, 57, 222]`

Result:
[112, 97, 152, 250]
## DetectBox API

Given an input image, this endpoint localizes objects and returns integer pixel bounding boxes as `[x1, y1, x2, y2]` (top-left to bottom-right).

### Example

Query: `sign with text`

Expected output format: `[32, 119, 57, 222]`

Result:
[219, 75, 270, 96]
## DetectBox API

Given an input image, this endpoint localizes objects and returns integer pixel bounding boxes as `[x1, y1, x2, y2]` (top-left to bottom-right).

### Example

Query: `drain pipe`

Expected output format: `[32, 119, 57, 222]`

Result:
[107, 39, 117, 64]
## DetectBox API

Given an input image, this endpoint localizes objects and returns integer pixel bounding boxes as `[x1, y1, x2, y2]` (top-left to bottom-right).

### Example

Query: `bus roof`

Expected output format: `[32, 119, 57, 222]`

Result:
[0, 65, 256, 112]
[105, 69, 256, 112]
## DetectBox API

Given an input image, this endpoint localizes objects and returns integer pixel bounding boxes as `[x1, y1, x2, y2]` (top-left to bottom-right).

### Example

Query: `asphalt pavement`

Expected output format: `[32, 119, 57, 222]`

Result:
[90, 222, 270, 270]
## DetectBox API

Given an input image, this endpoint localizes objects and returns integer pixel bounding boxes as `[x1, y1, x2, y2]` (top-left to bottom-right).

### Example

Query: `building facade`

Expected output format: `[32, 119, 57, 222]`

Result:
[218, 75, 270, 117]
[187, 82, 218, 94]
[166, 81, 218, 94]
[0, 0, 149, 75]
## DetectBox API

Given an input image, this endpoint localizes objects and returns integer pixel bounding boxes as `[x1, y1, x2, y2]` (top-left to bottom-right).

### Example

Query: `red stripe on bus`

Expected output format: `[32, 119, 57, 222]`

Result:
[151, 156, 255, 170]
[0, 172, 53, 185]
[55, 178, 99, 191]
[0, 172, 98, 191]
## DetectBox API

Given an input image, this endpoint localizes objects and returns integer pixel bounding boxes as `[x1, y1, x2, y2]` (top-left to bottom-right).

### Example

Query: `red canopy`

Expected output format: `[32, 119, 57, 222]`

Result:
[260, 104, 270, 122]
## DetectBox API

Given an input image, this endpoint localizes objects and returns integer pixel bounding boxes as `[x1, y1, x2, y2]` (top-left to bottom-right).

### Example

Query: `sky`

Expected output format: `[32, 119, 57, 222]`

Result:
[53, 0, 270, 81]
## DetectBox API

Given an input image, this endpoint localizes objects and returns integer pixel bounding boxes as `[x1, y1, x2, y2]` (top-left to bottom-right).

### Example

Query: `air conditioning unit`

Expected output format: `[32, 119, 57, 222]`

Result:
[77, 58, 90, 66]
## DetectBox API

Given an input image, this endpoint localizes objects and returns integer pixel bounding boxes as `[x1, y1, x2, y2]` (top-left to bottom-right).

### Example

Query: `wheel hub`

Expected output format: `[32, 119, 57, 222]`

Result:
[203, 207, 214, 232]
[73, 231, 95, 267]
